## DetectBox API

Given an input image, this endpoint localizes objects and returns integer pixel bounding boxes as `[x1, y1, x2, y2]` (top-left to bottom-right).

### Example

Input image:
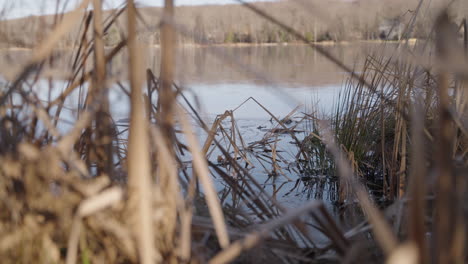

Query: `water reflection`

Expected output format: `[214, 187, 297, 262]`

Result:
[156, 44, 372, 86]
[0, 43, 387, 86]
[0, 43, 392, 210]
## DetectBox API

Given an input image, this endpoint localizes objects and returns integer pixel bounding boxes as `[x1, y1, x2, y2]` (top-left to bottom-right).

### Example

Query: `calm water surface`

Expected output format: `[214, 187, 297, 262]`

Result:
[2, 43, 396, 212]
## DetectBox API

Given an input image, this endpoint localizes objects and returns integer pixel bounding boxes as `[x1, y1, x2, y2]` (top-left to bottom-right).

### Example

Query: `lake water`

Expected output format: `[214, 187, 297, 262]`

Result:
[1, 43, 390, 121]
[1, 43, 407, 247]
[1, 43, 396, 212]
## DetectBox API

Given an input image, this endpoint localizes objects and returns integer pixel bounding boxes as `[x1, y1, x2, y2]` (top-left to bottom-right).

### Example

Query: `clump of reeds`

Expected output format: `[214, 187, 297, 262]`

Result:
[297, 6, 468, 264]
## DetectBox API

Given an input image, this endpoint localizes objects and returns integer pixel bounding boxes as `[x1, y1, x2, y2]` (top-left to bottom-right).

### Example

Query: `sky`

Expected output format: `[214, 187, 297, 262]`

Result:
[0, 0, 276, 19]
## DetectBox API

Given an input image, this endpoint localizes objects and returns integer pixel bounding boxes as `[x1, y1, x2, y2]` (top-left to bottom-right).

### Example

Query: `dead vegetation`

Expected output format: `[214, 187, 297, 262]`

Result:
[0, 0, 467, 263]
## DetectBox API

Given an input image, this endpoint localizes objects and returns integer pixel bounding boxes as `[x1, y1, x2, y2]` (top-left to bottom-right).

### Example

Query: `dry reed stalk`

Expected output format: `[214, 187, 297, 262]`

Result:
[270, 136, 278, 176]
[390, 97, 402, 199]
[46, 10, 92, 130]
[57, 96, 99, 155]
[66, 187, 124, 264]
[70, 11, 93, 74]
[208, 200, 321, 264]
[92, 0, 113, 176]
[317, 120, 398, 255]
[22, 98, 110, 263]
[317, 205, 349, 253]
[176, 104, 230, 249]
[125, 0, 158, 263]
[94, 215, 137, 260]
[386, 242, 419, 264]
[31, 105, 61, 139]
[408, 104, 427, 264]
[49, 39, 126, 106]
[398, 120, 407, 198]
[146, 6, 181, 257]
[77, 187, 123, 217]
[53, 7, 126, 128]
[207, 155, 278, 222]
[158, 0, 177, 145]
[202, 111, 253, 170]
[202, 112, 228, 154]
[150, 126, 181, 254]
[262, 105, 301, 138]
[26, 88, 102, 179]
[453, 85, 468, 263]
[178, 205, 193, 261]
[215, 115, 254, 168]
[202, 135, 321, 252]
[434, 12, 460, 264]
[21, 95, 96, 187]
[464, 18, 468, 53]
[242, 97, 307, 159]
[146, 69, 158, 121]
[381, 95, 388, 198]
[66, 216, 82, 264]
[0, 216, 38, 252]
[380, 62, 408, 200]
[68, 6, 125, 82]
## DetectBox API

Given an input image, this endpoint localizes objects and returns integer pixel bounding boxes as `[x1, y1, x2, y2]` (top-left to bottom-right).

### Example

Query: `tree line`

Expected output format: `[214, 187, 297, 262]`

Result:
[0, 0, 467, 48]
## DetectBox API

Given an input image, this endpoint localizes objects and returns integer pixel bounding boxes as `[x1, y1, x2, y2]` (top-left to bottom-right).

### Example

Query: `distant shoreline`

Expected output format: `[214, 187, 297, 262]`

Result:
[177, 39, 418, 48]
[0, 39, 419, 52]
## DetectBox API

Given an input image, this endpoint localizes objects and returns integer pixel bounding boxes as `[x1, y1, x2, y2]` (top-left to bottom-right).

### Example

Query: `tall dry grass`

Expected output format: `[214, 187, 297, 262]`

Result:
[0, 0, 467, 263]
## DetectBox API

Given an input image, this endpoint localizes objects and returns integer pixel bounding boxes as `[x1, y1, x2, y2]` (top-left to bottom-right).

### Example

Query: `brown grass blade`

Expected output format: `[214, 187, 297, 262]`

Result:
[434, 11, 460, 264]
[317, 120, 398, 255]
[158, 0, 177, 145]
[176, 104, 231, 249]
[125, 0, 158, 263]
[408, 103, 427, 264]
[208, 201, 321, 264]
[92, 0, 113, 176]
